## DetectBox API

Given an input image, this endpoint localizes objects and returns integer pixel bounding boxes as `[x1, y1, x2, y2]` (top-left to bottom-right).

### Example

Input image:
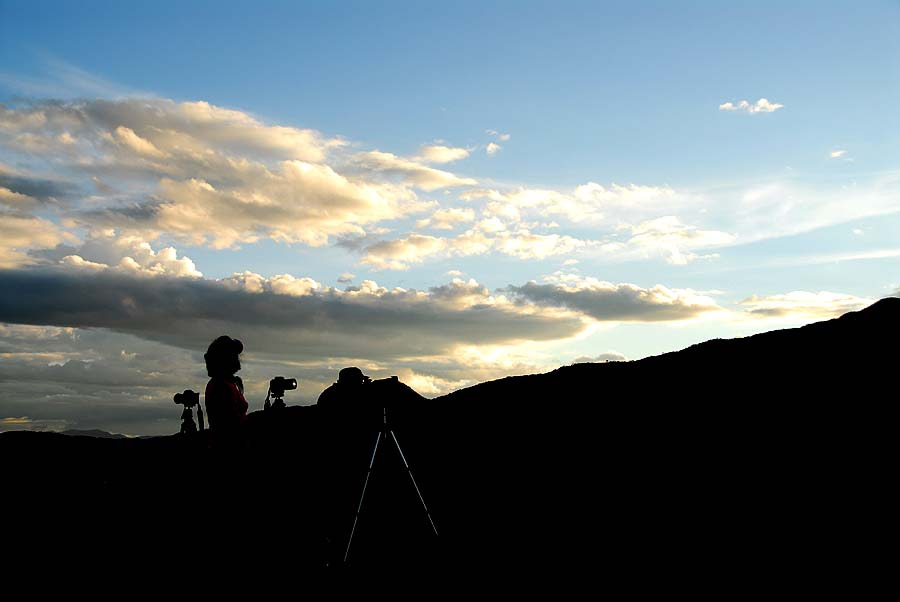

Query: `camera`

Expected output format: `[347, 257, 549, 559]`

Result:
[269, 376, 297, 397]
[174, 389, 200, 407]
[265, 376, 297, 411]
[173, 389, 203, 434]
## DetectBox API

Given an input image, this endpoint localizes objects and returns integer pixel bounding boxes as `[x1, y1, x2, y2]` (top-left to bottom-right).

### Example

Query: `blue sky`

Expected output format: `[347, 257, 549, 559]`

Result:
[1, 1, 898, 434]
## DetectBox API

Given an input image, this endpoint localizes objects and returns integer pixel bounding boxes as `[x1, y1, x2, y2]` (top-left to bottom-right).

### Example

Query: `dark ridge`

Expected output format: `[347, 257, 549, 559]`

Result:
[3, 298, 895, 586]
[60, 429, 128, 439]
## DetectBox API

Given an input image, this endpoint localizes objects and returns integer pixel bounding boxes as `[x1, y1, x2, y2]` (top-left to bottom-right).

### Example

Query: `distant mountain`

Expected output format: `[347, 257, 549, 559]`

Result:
[3, 298, 895, 585]
[60, 429, 128, 439]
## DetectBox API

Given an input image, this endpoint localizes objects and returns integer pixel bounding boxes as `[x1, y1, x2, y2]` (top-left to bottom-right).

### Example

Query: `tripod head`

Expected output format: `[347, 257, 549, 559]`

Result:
[174, 389, 204, 434]
[264, 376, 297, 411]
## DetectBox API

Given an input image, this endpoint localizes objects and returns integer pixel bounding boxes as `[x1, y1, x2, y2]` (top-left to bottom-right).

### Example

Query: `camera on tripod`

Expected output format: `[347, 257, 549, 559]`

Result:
[265, 376, 297, 411]
[174, 389, 204, 434]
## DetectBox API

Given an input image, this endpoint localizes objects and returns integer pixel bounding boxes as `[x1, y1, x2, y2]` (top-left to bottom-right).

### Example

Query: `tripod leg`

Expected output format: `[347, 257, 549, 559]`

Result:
[344, 430, 382, 564]
[389, 429, 439, 537]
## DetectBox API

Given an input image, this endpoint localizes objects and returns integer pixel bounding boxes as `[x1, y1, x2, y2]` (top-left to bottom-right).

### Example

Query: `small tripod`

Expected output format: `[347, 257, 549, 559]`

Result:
[180, 406, 197, 434]
[174, 390, 204, 435]
[343, 406, 439, 564]
[263, 390, 286, 411]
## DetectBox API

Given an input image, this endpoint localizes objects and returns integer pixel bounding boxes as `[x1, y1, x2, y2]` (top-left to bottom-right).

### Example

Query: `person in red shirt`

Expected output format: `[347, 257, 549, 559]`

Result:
[203, 335, 249, 435]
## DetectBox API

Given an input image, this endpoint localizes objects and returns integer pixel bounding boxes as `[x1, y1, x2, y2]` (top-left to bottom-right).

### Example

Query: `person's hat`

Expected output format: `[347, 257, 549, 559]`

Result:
[338, 366, 370, 384]
[205, 335, 243, 359]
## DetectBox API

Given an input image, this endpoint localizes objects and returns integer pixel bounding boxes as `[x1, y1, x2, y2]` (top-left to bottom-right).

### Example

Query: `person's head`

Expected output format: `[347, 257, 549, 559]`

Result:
[204, 335, 243, 378]
[338, 366, 371, 386]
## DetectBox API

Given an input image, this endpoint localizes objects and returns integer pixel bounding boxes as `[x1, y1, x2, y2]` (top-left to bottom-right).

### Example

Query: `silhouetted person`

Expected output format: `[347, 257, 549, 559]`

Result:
[204, 335, 248, 438]
[317, 366, 372, 414]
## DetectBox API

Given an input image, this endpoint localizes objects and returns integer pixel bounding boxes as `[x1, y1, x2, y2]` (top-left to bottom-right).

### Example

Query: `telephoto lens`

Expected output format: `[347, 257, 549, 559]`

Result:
[174, 389, 200, 407]
[269, 376, 297, 395]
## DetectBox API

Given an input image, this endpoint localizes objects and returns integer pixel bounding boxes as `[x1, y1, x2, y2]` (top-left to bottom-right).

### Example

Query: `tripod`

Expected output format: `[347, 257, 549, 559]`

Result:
[264, 390, 286, 411]
[179, 405, 204, 434]
[344, 406, 439, 564]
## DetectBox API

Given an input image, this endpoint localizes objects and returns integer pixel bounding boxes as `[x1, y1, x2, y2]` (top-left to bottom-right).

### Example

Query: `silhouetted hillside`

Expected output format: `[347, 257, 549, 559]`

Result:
[3, 299, 895, 586]
[60, 429, 128, 439]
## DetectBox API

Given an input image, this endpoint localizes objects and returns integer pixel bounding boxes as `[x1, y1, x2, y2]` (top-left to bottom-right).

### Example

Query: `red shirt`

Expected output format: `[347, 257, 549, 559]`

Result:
[205, 377, 248, 431]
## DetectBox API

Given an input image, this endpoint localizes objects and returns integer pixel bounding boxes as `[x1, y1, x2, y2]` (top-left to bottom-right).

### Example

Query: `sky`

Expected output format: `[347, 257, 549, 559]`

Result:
[1, 0, 898, 435]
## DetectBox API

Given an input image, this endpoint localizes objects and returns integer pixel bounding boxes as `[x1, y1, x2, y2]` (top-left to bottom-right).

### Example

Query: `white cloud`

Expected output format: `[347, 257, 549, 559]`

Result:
[486, 142, 502, 156]
[485, 129, 511, 141]
[337, 272, 355, 283]
[348, 150, 477, 191]
[361, 224, 595, 270]
[626, 216, 734, 265]
[0, 98, 453, 250]
[361, 234, 448, 270]
[830, 149, 847, 158]
[113, 126, 167, 158]
[415, 144, 471, 164]
[152, 161, 428, 249]
[52, 230, 202, 278]
[416, 207, 476, 230]
[719, 98, 784, 114]
[465, 182, 681, 226]
[223, 271, 322, 296]
[0, 213, 75, 269]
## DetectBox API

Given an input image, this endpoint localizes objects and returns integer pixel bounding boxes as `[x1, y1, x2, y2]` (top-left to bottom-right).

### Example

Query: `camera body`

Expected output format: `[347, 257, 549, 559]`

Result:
[269, 376, 297, 397]
[174, 389, 200, 408]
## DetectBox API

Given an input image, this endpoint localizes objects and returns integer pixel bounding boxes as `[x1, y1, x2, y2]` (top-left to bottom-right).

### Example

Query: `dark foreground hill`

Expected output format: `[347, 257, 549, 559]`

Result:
[3, 298, 897, 587]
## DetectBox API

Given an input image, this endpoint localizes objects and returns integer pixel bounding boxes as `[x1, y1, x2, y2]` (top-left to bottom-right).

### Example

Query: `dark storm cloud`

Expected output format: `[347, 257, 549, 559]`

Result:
[0, 269, 586, 361]
[506, 280, 721, 322]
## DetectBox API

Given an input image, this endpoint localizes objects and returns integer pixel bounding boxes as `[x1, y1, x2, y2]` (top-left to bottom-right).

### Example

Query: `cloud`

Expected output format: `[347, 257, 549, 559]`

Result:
[150, 162, 428, 249]
[830, 150, 847, 159]
[0, 323, 205, 435]
[0, 187, 39, 209]
[0, 98, 336, 162]
[416, 207, 476, 230]
[360, 224, 594, 269]
[507, 275, 723, 322]
[719, 98, 784, 114]
[0, 268, 588, 363]
[361, 234, 448, 270]
[485, 129, 511, 142]
[44, 230, 202, 278]
[625, 216, 734, 265]
[337, 272, 355, 284]
[486, 142, 502, 156]
[0, 167, 77, 206]
[415, 145, 471, 164]
[0, 213, 75, 269]
[464, 182, 681, 226]
[357, 186, 730, 269]
[738, 291, 873, 320]
[113, 125, 168, 158]
[347, 150, 476, 191]
[0, 98, 445, 249]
